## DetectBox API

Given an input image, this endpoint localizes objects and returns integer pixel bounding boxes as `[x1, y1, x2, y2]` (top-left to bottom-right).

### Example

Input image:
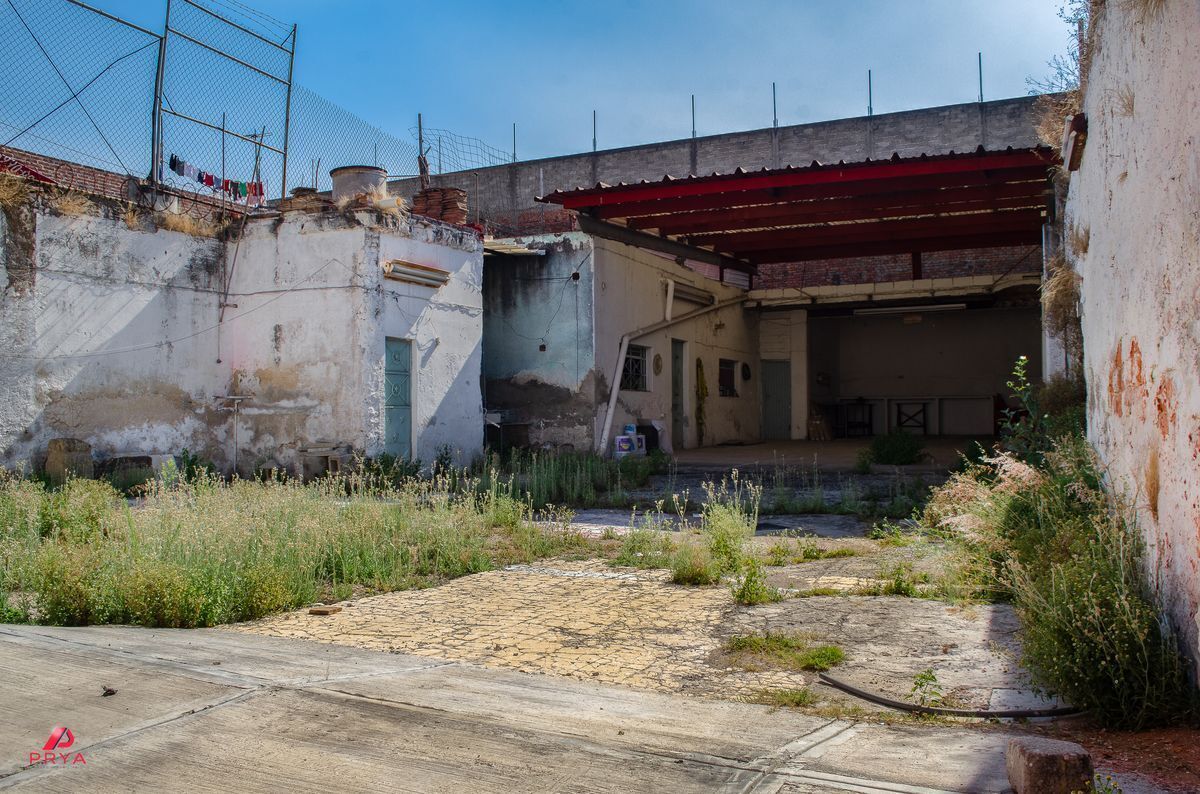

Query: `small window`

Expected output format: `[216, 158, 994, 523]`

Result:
[621, 344, 649, 391]
[718, 359, 738, 397]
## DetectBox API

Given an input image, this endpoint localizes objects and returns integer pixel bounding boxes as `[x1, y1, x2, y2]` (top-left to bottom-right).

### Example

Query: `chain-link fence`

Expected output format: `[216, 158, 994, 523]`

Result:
[0, 0, 158, 176]
[1, 0, 511, 202]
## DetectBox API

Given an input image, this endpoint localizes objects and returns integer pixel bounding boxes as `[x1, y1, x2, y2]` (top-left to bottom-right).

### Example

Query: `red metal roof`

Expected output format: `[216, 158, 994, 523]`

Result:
[537, 146, 1057, 267]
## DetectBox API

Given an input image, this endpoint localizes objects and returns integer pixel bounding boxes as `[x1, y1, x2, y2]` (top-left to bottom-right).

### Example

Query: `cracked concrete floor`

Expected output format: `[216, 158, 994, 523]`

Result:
[0, 624, 1036, 793]
[233, 552, 1054, 712]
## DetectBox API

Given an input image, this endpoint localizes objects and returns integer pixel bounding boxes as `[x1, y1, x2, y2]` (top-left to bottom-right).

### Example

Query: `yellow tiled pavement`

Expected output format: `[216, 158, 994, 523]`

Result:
[233, 559, 812, 697]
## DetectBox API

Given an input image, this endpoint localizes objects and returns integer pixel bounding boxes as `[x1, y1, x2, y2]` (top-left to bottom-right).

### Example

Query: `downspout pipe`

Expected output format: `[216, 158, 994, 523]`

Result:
[597, 295, 746, 456]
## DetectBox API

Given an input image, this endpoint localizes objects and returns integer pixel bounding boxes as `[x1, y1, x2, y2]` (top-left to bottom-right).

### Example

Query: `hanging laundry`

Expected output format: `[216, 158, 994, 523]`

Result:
[169, 154, 178, 174]
[204, 173, 214, 188]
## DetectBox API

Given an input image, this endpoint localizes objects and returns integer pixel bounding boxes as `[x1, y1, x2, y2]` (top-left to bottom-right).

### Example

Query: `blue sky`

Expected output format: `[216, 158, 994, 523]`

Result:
[88, 0, 1070, 161]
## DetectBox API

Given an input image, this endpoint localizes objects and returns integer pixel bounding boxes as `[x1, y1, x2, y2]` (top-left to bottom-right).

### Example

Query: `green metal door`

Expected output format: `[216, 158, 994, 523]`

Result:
[671, 340, 685, 449]
[384, 337, 412, 459]
[761, 360, 791, 440]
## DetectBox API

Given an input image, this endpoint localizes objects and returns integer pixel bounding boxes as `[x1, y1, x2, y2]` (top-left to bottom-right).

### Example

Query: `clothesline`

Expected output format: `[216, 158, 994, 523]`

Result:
[166, 153, 265, 204]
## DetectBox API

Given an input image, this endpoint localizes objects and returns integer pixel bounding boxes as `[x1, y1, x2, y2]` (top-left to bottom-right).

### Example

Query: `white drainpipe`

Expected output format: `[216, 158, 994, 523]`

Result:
[597, 295, 746, 456]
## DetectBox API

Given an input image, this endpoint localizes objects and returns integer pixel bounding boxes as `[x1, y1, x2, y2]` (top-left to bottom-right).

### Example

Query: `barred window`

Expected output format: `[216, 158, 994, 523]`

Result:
[719, 359, 738, 397]
[620, 344, 649, 391]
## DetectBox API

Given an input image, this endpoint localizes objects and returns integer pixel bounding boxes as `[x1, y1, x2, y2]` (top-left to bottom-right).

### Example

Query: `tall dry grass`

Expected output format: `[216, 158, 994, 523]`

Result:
[0, 470, 592, 628]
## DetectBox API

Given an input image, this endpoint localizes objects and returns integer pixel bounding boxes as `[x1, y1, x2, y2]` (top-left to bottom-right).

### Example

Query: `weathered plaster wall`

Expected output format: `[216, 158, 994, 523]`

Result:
[223, 211, 484, 471]
[482, 233, 596, 450]
[1, 196, 484, 473]
[1066, 1, 1200, 657]
[809, 306, 1042, 435]
[0, 199, 227, 469]
[592, 238, 758, 451]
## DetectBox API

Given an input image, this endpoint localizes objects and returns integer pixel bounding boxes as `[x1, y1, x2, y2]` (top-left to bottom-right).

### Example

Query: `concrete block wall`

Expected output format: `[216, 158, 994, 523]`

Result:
[391, 96, 1042, 234]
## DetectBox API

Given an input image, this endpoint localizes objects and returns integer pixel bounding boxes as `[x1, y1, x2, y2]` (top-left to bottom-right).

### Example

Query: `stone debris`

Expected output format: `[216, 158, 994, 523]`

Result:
[1006, 736, 1094, 794]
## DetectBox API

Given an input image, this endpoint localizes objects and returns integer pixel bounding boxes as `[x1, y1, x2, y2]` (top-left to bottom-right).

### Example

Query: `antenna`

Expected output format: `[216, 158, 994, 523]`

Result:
[691, 94, 696, 138]
[977, 52, 984, 103]
[868, 70, 873, 116]
[593, 109, 597, 152]
[772, 82, 778, 128]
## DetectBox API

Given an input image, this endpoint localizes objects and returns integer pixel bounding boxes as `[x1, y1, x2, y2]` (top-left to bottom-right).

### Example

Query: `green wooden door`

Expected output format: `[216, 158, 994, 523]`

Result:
[384, 337, 412, 459]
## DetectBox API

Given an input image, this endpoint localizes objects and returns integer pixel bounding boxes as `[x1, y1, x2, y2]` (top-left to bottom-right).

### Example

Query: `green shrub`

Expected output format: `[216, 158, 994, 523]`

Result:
[731, 557, 782, 605]
[37, 478, 121, 543]
[701, 476, 759, 573]
[868, 430, 925, 466]
[670, 542, 720, 585]
[923, 434, 1198, 728]
[612, 526, 674, 569]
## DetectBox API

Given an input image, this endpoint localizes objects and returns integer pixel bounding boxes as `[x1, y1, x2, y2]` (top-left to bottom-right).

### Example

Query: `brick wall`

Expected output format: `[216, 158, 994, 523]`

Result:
[756, 245, 1041, 289]
[0, 145, 244, 222]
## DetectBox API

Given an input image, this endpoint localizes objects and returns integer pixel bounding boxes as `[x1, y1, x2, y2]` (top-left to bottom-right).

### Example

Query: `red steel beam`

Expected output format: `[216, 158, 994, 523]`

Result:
[630, 182, 1049, 234]
[701, 208, 1045, 252]
[652, 194, 1044, 237]
[587, 166, 1051, 220]
[549, 149, 1054, 209]
[746, 230, 1042, 263]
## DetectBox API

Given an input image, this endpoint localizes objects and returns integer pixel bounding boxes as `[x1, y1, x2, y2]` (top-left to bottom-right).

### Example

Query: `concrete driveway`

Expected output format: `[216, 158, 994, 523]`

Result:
[0, 624, 1023, 793]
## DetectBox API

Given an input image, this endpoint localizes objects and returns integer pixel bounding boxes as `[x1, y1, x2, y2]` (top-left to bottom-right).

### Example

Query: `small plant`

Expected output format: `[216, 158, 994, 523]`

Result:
[726, 631, 845, 671]
[1000, 355, 1048, 463]
[731, 557, 782, 605]
[867, 521, 912, 545]
[853, 448, 873, 474]
[612, 526, 674, 569]
[910, 667, 944, 707]
[670, 542, 720, 585]
[878, 562, 928, 597]
[766, 538, 792, 566]
[1086, 773, 1122, 794]
[869, 429, 926, 466]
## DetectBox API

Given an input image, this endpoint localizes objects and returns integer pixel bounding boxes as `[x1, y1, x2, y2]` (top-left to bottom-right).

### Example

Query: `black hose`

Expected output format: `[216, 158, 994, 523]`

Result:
[817, 672, 1083, 718]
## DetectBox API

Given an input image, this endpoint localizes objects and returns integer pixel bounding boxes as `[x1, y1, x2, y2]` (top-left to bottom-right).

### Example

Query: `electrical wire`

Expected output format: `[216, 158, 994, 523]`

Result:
[500, 250, 590, 344]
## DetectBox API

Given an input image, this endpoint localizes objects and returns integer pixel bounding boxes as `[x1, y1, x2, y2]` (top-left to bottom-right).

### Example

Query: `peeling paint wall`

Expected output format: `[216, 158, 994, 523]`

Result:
[1, 199, 227, 469]
[1066, 1, 1200, 659]
[1, 195, 483, 473]
[591, 237, 758, 451]
[482, 232, 596, 450]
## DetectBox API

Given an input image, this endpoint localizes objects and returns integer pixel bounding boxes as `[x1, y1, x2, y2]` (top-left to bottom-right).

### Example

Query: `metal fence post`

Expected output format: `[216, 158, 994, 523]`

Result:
[149, 0, 171, 185]
[279, 23, 297, 200]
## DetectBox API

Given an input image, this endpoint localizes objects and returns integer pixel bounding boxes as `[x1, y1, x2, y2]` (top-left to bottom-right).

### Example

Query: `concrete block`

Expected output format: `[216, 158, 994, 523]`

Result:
[1006, 736, 1093, 794]
[45, 438, 93, 485]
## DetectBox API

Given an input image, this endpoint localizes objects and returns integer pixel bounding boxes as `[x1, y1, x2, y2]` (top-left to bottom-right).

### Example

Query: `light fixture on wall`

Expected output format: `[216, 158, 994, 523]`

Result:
[853, 303, 966, 316]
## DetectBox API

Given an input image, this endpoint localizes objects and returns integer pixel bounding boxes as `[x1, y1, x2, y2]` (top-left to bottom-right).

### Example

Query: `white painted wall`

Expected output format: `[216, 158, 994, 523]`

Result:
[591, 237, 758, 451]
[1065, 1, 1200, 659]
[0, 202, 226, 469]
[0, 196, 483, 473]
